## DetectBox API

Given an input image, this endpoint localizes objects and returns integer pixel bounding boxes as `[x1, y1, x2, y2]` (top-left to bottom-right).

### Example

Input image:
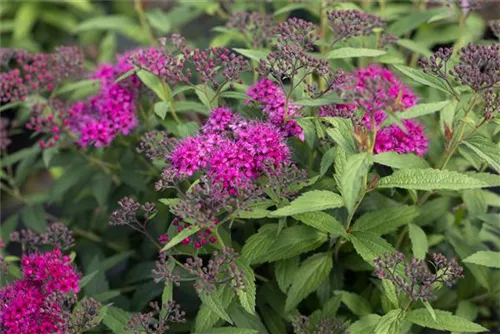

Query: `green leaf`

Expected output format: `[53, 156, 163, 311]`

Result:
[1, 146, 40, 168]
[233, 48, 270, 61]
[393, 64, 451, 95]
[374, 152, 429, 169]
[335, 290, 372, 316]
[161, 226, 200, 251]
[158, 198, 181, 207]
[320, 147, 336, 176]
[295, 93, 343, 106]
[397, 39, 432, 57]
[79, 270, 98, 289]
[352, 206, 420, 235]
[285, 252, 333, 312]
[408, 223, 428, 259]
[349, 314, 381, 334]
[200, 292, 233, 325]
[220, 91, 249, 100]
[325, 118, 357, 154]
[374, 309, 405, 334]
[73, 15, 145, 42]
[274, 3, 308, 16]
[194, 328, 258, 334]
[463, 135, 500, 174]
[256, 226, 328, 264]
[195, 286, 234, 332]
[268, 190, 344, 217]
[146, 9, 171, 33]
[54, 79, 100, 96]
[400, 100, 450, 119]
[465, 172, 500, 187]
[21, 205, 47, 233]
[406, 309, 487, 332]
[102, 306, 132, 334]
[293, 211, 347, 237]
[100, 251, 135, 272]
[327, 47, 386, 59]
[154, 101, 169, 120]
[340, 153, 371, 214]
[137, 70, 166, 101]
[423, 301, 437, 321]
[381, 279, 399, 308]
[234, 208, 270, 219]
[13, 3, 37, 40]
[349, 231, 396, 265]
[463, 251, 500, 268]
[195, 84, 216, 109]
[377, 168, 488, 190]
[91, 173, 112, 207]
[175, 101, 209, 115]
[388, 8, 445, 36]
[275, 257, 299, 293]
[241, 224, 278, 264]
[236, 259, 256, 314]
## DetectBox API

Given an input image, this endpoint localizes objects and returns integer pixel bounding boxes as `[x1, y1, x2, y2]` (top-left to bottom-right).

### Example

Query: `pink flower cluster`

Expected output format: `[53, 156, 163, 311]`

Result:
[169, 107, 291, 190]
[322, 66, 428, 156]
[0, 249, 80, 334]
[67, 54, 140, 147]
[246, 78, 304, 140]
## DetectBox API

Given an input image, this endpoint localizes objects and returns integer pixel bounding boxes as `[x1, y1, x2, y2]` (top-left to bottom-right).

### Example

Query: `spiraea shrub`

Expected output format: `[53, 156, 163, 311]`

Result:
[1, 1, 499, 333]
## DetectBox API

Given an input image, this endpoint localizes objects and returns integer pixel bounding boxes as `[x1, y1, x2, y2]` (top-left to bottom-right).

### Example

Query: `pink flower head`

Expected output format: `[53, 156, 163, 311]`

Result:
[202, 107, 237, 134]
[374, 119, 428, 156]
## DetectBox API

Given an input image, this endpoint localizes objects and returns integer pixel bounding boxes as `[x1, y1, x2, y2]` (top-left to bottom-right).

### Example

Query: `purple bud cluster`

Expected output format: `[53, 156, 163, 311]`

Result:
[127, 301, 186, 334]
[373, 252, 464, 302]
[0, 46, 84, 103]
[226, 12, 274, 48]
[10, 222, 75, 250]
[419, 47, 453, 80]
[183, 247, 245, 295]
[327, 10, 385, 45]
[292, 315, 348, 334]
[109, 197, 157, 232]
[0, 117, 11, 151]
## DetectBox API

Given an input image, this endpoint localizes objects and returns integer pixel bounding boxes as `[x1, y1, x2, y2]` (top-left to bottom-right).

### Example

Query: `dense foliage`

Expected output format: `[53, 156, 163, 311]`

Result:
[1, 1, 499, 333]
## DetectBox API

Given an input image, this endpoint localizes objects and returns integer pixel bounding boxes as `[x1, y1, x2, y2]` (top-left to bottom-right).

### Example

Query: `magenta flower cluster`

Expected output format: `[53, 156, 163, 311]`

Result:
[67, 54, 141, 147]
[247, 78, 304, 140]
[322, 66, 428, 156]
[169, 107, 291, 190]
[0, 249, 80, 334]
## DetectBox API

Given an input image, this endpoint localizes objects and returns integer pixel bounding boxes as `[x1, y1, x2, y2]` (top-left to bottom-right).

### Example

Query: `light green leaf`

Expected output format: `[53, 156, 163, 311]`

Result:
[374, 309, 405, 334]
[381, 279, 399, 308]
[464, 172, 500, 187]
[423, 301, 437, 321]
[234, 208, 271, 219]
[195, 286, 234, 332]
[54, 79, 100, 96]
[137, 70, 166, 101]
[274, 3, 308, 16]
[352, 206, 420, 235]
[268, 190, 344, 217]
[400, 100, 450, 119]
[236, 259, 256, 314]
[327, 47, 386, 59]
[200, 292, 233, 325]
[233, 48, 270, 61]
[161, 226, 200, 251]
[159, 198, 181, 207]
[79, 270, 98, 289]
[463, 251, 500, 268]
[374, 152, 429, 169]
[275, 257, 299, 293]
[397, 39, 432, 57]
[102, 306, 132, 334]
[406, 309, 487, 332]
[256, 226, 328, 264]
[388, 8, 445, 36]
[154, 101, 169, 120]
[13, 3, 37, 41]
[349, 314, 381, 334]
[293, 211, 347, 237]
[393, 65, 451, 95]
[377, 168, 488, 190]
[340, 153, 371, 214]
[295, 92, 343, 106]
[285, 252, 333, 313]
[463, 135, 500, 174]
[241, 224, 278, 264]
[194, 328, 258, 334]
[320, 147, 336, 176]
[146, 9, 171, 34]
[335, 290, 372, 316]
[408, 223, 428, 259]
[220, 91, 249, 100]
[349, 231, 396, 265]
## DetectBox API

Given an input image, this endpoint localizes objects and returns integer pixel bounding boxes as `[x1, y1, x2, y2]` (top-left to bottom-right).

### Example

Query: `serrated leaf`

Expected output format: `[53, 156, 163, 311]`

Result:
[335, 290, 372, 316]
[241, 224, 278, 264]
[102, 306, 132, 334]
[285, 252, 333, 312]
[21, 205, 47, 233]
[195, 286, 234, 332]
[349, 314, 381, 334]
[220, 91, 249, 100]
[423, 301, 437, 321]
[320, 147, 336, 176]
[200, 292, 233, 325]
[381, 279, 399, 308]
[464, 172, 500, 187]
[374, 152, 430, 169]
[268, 190, 344, 217]
[374, 309, 405, 334]
[340, 153, 371, 214]
[408, 223, 428, 259]
[256, 226, 328, 264]
[159, 198, 181, 206]
[349, 231, 396, 265]
[463, 135, 500, 174]
[327, 47, 386, 59]
[352, 206, 419, 235]
[406, 309, 487, 332]
[293, 211, 347, 237]
[236, 259, 256, 314]
[400, 100, 450, 119]
[161, 226, 200, 251]
[275, 257, 299, 293]
[233, 48, 270, 61]
[463, 251, 500, 268]
[393, 64, 451, 95]
[137, 70, 166, 101]
[377, 168, 488, 190]
[154, 101, 169, 119]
